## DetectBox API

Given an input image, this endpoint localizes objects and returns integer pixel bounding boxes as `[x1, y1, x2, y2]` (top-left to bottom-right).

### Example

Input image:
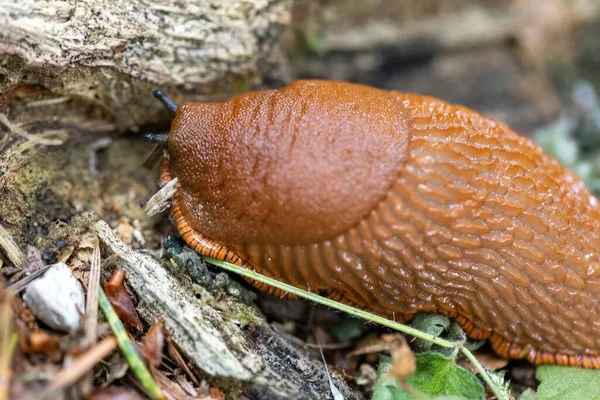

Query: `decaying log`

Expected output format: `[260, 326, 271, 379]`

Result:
[0, 0, 292, 129]
[93, 218, 358, 399]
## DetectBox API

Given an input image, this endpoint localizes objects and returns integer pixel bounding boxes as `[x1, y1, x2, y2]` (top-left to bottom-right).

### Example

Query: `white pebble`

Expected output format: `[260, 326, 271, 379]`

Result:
[23, 263, 85, 332]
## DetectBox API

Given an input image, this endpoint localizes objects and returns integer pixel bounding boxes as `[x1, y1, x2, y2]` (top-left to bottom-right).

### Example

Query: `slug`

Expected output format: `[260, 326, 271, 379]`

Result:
[154, 80, 600, 368]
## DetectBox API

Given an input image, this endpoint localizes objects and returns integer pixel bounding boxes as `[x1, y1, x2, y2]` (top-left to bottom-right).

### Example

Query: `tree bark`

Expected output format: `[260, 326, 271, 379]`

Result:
[0, 0, 292, 129]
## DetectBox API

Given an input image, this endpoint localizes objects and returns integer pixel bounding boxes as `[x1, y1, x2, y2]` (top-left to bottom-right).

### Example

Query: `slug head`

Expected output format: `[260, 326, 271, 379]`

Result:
[167, 80, 410, 246]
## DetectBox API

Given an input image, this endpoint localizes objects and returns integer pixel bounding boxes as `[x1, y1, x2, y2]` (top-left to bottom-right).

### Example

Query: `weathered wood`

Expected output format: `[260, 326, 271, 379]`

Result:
[0, 0, 292, 129]
[93, 218, 358, 399]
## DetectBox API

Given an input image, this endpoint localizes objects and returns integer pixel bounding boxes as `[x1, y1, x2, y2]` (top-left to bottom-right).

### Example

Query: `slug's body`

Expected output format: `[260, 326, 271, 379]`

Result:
[160, 80, 600, 367]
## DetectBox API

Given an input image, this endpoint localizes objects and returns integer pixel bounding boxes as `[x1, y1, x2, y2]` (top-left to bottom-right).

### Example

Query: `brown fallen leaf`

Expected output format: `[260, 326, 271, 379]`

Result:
[103, 270, 142, 330]
[460, 351, 509, 373]
[12, 295, 38, 331]
[153, 369, 216, 400]
[15, 320, 62, 361]
[141, 318, 165, 375]
[209, 387, 225, 400]
[381, 334, 416, 383]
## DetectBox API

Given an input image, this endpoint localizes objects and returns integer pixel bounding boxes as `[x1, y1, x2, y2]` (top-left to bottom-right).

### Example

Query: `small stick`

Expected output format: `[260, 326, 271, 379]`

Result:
[6, 265, 52, 293]
[83, 242, 101, 347]
[0, 114, 63, 146]
[144, 178, 178, 217]
[142, 144, 166, 170]
[40, 336, 118, 399]
[0, 225, 27, 270]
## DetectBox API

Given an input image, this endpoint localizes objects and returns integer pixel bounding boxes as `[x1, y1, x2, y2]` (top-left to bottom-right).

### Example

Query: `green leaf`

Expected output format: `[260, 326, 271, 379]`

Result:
[372, 353, 485, 400]
[328, 316, 369, 343]
[518, 389, 539, 400]
[536, 365, 600, 400]
[410, 314, 483, 356]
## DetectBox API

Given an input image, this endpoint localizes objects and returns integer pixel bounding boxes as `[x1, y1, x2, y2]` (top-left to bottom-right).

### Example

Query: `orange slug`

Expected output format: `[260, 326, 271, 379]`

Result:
[153, 80, 600, 368]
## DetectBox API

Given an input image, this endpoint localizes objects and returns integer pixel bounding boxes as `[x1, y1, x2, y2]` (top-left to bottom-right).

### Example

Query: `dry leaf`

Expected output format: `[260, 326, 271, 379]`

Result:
[103, 270, 142, 330]
[141, 318, 165, 374]
[381, 334, 416, 383]
[16, 320, 62, 360]
[209, 387, 225, 400]
[68, 233, 97, 275]
[26, 245, 47, 271]
[461, 351, 509, 372]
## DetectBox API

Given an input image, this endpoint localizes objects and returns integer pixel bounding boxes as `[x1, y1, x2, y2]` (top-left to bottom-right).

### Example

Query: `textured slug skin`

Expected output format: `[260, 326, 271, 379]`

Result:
[162, 80, 600, 368]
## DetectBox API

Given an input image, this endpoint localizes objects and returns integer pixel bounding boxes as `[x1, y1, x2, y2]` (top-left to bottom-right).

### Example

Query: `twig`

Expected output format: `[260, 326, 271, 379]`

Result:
[89, 137, 113, 176]
[84, 241, 101, 347]
[25, 97, 70, 107]
[78, 242, 101, 400]
[39, 336, 118, 399]
[6, 265, 52, 294]
[0, 224, 27, 270]
[206, 257, 508, 400]
[142, 144, 167, 170]
[0, 114, 64, 146]
[166, 340, 200, 386]
[98, 288, 164, 400]
[144, 178, 178, 217]
[93, 219, 253, 380]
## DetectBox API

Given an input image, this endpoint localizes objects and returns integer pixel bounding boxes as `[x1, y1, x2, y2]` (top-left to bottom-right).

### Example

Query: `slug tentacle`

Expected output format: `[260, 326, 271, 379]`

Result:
[153, 90, 178, 116]
[143, 133, 169, 143]
[159, 80, 600, 368]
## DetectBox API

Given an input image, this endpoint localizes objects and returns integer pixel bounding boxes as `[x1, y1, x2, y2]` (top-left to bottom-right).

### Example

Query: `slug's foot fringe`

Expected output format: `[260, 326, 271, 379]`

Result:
[489, 334, 600, 368]
[171, 199, 300, 299]
[449, 310, 600, 368]
[449, 312, 493, 341]
[173, 202, 246, 267]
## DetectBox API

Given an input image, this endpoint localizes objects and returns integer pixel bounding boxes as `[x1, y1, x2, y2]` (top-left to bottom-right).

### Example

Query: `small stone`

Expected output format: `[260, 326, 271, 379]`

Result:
[23, 263, 85, 332]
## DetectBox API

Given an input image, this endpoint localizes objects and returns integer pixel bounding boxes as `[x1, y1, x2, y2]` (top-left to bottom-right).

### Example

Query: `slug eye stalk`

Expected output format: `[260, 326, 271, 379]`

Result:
[153, 90, 178, 116]
[143, 133, 169, 143]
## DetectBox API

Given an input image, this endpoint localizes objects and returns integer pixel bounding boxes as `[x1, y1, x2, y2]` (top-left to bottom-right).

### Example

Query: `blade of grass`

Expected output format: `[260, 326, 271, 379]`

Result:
[206, 258, 454, 347]
[205, 257, 507, 400]
[98, 287, 164, 400]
